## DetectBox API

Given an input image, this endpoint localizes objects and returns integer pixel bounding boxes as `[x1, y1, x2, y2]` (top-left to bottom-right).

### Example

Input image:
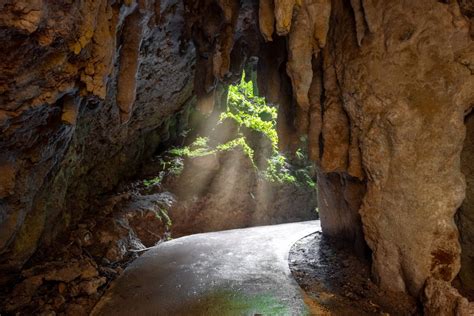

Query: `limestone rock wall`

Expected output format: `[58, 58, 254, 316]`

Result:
[317, 172, 366, 256]
[329, 0, 472, 297]
[0, 0, 195, 274]
[252, 0, 474, 309]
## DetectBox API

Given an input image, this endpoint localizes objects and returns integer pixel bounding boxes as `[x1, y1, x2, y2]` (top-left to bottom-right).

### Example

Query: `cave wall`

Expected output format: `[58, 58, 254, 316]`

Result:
[324, 0, 473, 297]
[317, 172, 366, 255]
[253, 0, 474, 308]
[0, 0, 195, 273]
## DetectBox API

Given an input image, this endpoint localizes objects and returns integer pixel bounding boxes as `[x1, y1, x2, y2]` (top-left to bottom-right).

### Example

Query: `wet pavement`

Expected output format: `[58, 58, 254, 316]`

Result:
[92, 221, 321, 316]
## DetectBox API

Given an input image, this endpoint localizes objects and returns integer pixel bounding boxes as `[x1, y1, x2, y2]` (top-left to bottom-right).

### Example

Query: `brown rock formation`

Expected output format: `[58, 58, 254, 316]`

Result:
[322, 1, 473, 300]
[423, 278, 474, 315]
[0, 0, 195, 273]
[254, 0, 474, 311]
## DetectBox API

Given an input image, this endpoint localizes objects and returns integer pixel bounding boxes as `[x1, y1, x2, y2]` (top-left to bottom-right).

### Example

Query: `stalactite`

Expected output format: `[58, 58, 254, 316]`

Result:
[349, 0, 366, 46]
[320, 46, 349, 172]
[307, 57, 323, 163]
[116, 9, 144, 123]
[286, 0, 331, 139]
[259, 0, 275, 41]
[274, 0, 296, 35]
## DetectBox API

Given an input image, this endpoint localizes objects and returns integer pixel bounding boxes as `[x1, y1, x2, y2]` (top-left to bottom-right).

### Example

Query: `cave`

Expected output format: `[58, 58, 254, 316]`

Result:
[0, 0, 473, 315]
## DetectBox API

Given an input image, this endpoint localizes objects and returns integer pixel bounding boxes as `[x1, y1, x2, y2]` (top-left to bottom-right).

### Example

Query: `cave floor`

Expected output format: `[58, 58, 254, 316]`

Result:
[92, 221, 320, 316]
[290, 233, 420, 315]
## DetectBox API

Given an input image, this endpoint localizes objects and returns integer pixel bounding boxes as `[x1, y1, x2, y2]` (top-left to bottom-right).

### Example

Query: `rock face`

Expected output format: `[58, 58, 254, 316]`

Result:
[0, 0, 195, 273]
[317, 172, 366, 256]
[423, 278, 474, 315]
[322, 0, 472, 298]
[2, 187, 174, 315]
[1, 0, 474, 313]
[165, 148, 317, 235]
[250, 0, 474, 307]
[256, 0, 474, 310]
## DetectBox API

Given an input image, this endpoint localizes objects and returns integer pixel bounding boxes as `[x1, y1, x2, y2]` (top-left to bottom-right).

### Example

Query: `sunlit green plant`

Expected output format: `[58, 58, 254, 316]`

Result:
[222, 74, 316, 187]
[155, 206, 172, 229]
[165, 72, 316, 189]
[169, 137, 214, 157]
[222, 74, 278, 148]
[216, 137, 255, 161]
[143, 174, 163, 187]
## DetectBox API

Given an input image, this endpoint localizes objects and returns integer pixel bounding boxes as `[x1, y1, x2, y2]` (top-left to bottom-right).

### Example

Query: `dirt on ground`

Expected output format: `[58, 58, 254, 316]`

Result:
[289, 232, 422, 315]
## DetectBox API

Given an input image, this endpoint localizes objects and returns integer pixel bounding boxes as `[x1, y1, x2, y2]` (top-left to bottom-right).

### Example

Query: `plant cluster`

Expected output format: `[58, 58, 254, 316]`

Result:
[164, 73, 316, 189]
[222, 77, 278, 148]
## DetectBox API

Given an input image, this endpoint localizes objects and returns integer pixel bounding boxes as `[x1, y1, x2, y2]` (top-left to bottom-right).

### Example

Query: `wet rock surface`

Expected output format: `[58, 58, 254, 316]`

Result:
[92, 221, 321, 316]
[289, 232, 420, 315]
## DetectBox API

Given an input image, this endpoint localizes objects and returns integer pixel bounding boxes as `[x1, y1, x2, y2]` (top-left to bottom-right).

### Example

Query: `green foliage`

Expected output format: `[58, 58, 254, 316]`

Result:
[263, 153, 296, 184]
[165, 72, 316, 189]
[223, 74, 315, 188]
[159, 158, 184, 176]
[223, 74, 278, 148]
[169, 137, 214, 157]
[143, 158, 183, 188]
[192, 136, 209, 148]
[143, 174, 163, 187]
[168, 135, 254, 163]
[216, 137, 254, 161]
[155, 207, 172, 229]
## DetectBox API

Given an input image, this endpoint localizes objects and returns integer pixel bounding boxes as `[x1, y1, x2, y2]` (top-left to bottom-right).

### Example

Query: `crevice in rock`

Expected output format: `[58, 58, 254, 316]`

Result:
[457, 110, 474, 300]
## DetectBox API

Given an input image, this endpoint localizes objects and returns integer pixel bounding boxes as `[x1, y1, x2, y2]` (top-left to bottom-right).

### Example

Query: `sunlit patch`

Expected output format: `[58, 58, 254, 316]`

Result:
[171, 289, 291, 316]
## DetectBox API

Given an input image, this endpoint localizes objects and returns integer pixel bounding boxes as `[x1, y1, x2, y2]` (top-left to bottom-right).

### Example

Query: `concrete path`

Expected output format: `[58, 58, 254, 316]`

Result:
[92, 221, 321, 316]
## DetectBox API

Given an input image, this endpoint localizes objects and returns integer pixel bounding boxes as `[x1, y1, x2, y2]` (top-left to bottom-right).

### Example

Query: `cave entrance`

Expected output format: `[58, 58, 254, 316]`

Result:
[146, 65, 319, 236]
[88, 67, 322, 315]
